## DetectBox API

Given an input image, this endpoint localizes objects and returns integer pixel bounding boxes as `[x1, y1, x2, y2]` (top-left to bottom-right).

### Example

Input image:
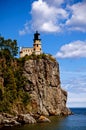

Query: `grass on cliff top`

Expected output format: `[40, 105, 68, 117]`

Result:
[18, 53, 56, 64]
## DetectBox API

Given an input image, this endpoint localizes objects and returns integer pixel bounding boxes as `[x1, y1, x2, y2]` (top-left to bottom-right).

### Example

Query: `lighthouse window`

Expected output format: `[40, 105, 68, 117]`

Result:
[37, 44, 38, 47]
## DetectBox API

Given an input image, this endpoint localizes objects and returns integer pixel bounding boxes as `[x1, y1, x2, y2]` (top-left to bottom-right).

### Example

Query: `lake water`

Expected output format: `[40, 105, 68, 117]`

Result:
[1, 108, 86, 130]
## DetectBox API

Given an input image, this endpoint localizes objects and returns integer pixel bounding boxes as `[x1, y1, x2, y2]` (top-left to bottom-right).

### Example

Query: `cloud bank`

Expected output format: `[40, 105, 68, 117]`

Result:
[66, 1, 86, 32]
[60, 71, 86, 107]
[19, 0, 86, 35]
[55, 40, 86, 58]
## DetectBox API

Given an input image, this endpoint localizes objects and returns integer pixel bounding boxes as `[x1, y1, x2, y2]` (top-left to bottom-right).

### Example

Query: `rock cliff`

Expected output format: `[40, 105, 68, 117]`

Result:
[23, 55, 71, 116]
[0, 54, 71, 116]
[0, 54, 72, 127]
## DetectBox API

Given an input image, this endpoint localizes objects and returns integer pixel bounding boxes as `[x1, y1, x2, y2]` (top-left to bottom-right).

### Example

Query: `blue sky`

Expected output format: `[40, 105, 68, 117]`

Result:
[0, 0, 86, 108]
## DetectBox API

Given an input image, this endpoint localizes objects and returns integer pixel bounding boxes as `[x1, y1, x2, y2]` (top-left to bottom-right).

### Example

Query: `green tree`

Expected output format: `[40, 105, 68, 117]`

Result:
[0, 36, 4, 50]
[3, 67, 17, 100]
[0, 36, 18, 57]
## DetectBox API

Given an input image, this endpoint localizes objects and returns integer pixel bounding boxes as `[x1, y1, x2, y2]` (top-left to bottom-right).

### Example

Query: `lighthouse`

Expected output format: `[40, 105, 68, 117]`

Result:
[33, 31, 42, 55]
[20, 31, 42, 57]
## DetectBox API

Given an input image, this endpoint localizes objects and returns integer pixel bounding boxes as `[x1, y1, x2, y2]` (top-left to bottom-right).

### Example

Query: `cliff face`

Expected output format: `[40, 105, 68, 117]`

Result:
[0, 54, 71, 116]
[23, 55, 71, 116]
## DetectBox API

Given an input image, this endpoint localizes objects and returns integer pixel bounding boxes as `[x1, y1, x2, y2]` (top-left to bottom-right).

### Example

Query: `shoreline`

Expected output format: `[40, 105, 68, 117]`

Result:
[0, 110, 72, 128]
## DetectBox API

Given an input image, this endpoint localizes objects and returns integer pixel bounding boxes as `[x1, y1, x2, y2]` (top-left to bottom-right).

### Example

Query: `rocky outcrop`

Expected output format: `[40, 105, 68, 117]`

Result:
[23, 55, 71, 116]
[17, 114, 36, 124]
[0, 113, 51, 127]
[0, 113, 36, 127]
[0, 113, 20, 127]
[37, 115, 51, 123]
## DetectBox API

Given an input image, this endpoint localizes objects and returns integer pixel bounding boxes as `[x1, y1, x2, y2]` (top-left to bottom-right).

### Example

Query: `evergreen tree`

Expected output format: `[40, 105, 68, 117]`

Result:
[0, 36, 18, 57]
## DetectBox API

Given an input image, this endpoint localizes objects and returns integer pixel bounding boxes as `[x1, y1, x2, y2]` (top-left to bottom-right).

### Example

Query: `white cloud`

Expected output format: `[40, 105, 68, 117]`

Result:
[19, 0, 86, 34]
[67, 92, 86, 107]
[68, 92, 86, 103]
[55, 40, 86, 58]
[31, 0, 68, 32]
[61, 71, 86, 93]
[66, 1, 86, 32]
[19, 0, 68, 34]
[40, 21, 61, 32]
[19, 22, 30, 35]
[61, 71, 86, 107]
[45, 0, 64, 6]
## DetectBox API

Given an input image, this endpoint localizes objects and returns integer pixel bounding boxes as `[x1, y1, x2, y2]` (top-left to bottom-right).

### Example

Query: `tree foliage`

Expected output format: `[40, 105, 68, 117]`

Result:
[0, 36, 30, 113]
[0, 61, 30, 113]
[0, 36, 18, 57]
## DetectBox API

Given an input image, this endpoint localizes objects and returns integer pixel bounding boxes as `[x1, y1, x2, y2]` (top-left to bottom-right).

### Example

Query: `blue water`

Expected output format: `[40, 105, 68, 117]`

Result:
[1, 108, 86, 130]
